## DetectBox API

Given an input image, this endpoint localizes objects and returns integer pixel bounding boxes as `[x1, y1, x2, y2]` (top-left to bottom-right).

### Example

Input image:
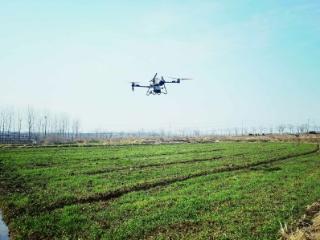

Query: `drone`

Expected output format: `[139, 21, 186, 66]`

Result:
[130, 73, 191, 96]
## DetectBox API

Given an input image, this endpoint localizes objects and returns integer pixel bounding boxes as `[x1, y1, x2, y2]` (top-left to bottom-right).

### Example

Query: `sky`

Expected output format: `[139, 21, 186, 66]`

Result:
[1, 0, 320, 132]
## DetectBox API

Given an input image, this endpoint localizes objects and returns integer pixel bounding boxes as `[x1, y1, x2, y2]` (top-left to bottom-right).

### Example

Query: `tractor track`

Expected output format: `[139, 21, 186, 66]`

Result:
[84, 148, 286, 175]
[66, 148, 226, 164]
[85, 156, 224, 174]
[84, 152, 249, 175]
[29, 145, 319, 214]
[25, 148, 226, 169]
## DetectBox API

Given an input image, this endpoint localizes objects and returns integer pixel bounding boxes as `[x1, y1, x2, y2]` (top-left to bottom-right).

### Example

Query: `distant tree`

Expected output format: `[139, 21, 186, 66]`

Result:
[27, 106, 35, 140]
[193, 130, 200, 137]
[269, 126, 273, 134]
[58, 115, 69, 139]
[297, 124, 308, 134]
[234, 128, 239, 136]
[17, 112, 22, 141]
[64, 117, 70, 139]
[288, 124, 295, 134]
[52, 115, 59, 136]
[259, 126, 265, 135]
[277, 125, 286, 134]
[106, 132, 113, 143]
[210, 129, 216, 136]
[306, 119, 310, 133]
[1, 108, 7, 135]
[44, 115, 48, 137]
[36, 113, 43, 136]
[71, 120, 80, 140]
[6, 109, 14, 134]
[243, 127, 248, 136]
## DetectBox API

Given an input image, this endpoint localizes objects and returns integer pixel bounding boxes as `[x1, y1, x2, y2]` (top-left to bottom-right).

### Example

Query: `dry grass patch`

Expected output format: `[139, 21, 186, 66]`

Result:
[280, 201, 320, 240]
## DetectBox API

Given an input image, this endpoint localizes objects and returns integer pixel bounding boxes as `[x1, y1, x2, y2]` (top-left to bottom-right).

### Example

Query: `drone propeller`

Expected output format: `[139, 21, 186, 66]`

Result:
[153, 73, 158, 80]
[167, 77, 192, 83]
[168, 77, 192, 80]
[130, 82, 139, 91]
[150, 73, 158, 83]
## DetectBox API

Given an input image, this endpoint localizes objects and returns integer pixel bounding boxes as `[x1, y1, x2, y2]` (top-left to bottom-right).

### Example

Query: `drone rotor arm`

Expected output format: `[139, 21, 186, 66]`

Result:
[164, 81, 177, 83]
[130, 82, 151, 92]
[130, 82, 150, 88]
[134, 85, 150, 88]
[167, 77, 192, 81]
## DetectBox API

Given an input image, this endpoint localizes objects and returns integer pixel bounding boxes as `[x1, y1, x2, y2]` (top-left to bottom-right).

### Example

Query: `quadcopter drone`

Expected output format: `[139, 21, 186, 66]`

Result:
[130, 73, 191, 96]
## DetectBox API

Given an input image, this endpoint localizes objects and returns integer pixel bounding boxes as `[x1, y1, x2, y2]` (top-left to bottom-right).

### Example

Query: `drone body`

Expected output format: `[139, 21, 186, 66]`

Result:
[130, 73, 191, 96]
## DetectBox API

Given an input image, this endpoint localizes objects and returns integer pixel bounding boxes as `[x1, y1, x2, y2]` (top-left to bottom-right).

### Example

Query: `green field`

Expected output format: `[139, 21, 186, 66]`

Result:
[0, 142, 320, 239]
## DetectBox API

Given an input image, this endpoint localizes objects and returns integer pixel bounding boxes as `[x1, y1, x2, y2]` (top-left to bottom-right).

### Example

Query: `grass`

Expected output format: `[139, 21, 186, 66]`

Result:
[0, 141, 319, 239]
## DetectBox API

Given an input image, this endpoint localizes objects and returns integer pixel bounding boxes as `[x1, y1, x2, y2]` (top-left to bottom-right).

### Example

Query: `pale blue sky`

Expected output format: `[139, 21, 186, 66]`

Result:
[1, 0, 319, 131]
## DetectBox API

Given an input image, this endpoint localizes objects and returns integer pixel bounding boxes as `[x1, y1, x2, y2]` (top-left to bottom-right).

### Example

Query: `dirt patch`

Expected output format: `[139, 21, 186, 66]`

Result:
[280, 201, 320, 240]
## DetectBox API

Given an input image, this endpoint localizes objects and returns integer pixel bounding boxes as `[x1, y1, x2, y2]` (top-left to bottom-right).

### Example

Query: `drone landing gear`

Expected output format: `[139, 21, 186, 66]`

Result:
[146, 88, 152, 96]
[145, 85, 168, 96]
[162, 85, 167, 94]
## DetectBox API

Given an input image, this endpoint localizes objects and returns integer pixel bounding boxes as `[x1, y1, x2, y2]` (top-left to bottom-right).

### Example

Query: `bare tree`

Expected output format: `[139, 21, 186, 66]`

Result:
[52, 115, 59, 136]
[72, 120, 80, 140]
[44, 115, 48, 137]
[6, 109, 14, 134]
[288, 124, 295, 134]
[259, 126, 265, 135]
[269, 126, 273, 134]
[193, 129, 200, 137]
[36, 113, 43, 136]
[27, 106, 35, 140]
[58, 115, 70, 139]
[0, 108, 5, 142]
[297, 124, 307, 134]
[64, 117, 70, 139]
[306, 119, 310, 133]
[277, 124, 286, 134]
[234, 128, 239, 136]
[17, 117, 22, 140]
[1, 108, 7, 135]
[16, 111, 23, 141]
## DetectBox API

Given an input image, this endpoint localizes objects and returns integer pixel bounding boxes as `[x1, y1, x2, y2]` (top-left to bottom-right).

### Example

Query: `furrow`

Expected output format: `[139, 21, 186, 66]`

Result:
[34, 145, 319, 213]
[84, 147, 284, 175]
[85, 156, 224, 175]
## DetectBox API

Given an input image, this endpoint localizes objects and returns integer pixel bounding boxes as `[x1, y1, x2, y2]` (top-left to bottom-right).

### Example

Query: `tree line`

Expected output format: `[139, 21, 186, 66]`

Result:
[0, 106, 80, 143]
[1, 105, 319, 144]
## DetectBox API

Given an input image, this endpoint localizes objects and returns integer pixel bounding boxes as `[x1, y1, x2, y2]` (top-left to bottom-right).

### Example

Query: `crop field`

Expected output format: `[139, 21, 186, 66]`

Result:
[0, 142, 320, 239]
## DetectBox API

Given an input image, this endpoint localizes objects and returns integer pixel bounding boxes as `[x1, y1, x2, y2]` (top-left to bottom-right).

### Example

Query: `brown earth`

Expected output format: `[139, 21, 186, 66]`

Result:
[280, 201, 320, 240]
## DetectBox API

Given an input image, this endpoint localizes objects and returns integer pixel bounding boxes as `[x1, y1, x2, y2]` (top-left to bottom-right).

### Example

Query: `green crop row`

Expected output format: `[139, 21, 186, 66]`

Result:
[0, 142, 319, 239]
